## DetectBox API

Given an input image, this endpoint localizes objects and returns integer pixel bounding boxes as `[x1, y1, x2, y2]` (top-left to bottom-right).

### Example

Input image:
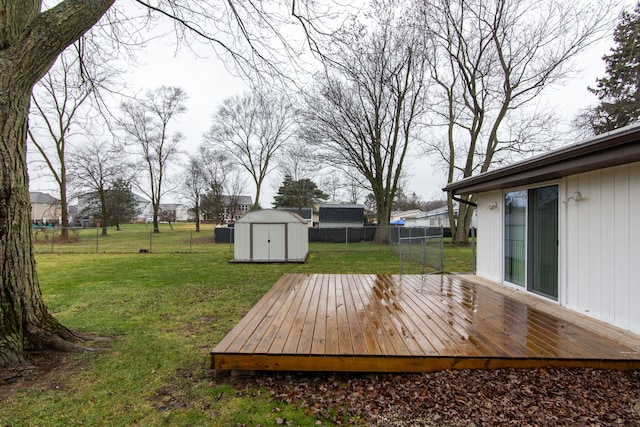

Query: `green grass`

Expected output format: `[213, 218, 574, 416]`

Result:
[1, 231, 473, 426]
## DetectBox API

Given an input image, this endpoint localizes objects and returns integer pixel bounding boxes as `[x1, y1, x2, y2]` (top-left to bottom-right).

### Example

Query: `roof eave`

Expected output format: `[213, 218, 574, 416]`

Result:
[444, 124, 640, 195]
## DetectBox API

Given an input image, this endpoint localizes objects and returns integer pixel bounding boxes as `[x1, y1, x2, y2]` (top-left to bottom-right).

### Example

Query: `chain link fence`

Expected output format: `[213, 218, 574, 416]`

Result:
[389, 227, 445, 275]
[31, 225, 216, 254]
[31, 225, 465, 274]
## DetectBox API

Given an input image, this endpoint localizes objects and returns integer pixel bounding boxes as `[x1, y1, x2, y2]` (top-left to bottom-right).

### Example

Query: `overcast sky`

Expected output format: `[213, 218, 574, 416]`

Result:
[118, 32, 614, 205]
[28, 1, 631, 207]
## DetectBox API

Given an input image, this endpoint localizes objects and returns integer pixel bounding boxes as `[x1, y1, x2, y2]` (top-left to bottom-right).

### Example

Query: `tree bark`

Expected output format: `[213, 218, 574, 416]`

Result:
[0, 0, 114, 368]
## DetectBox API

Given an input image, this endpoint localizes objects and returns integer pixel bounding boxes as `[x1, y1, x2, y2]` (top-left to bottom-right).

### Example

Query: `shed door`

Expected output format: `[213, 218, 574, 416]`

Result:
[252, 224, 286, 260]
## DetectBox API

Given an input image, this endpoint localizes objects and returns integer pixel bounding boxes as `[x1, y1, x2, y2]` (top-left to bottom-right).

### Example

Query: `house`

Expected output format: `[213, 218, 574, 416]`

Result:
[444, 124, 640, 334]
[159, 203, 189, 222]
[318, 204, 365, 228]
[389, 209, 423, 225]
[403, 203, 477, 228]
[29, 191, 60, 224]
[218, 195, 252, 223]
[134, 194, 152, 222]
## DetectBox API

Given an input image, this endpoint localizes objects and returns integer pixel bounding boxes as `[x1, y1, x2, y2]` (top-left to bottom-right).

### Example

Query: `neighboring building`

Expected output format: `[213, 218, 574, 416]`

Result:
[29, 191, 60, 224]
[218, 195, 253, 223]
[403, 203, 477, 228]
[232, 209, 308, 263]
[390, 209, 423, 224]
[444, 124, 640, 334]
[159, 203, 189, 222]
[134, 194, 152, 223]
[318, 204, 365, 228]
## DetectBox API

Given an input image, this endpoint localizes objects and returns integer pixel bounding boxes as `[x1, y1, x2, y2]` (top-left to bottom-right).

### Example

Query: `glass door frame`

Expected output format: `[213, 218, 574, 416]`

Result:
[502, 184, 560, 301]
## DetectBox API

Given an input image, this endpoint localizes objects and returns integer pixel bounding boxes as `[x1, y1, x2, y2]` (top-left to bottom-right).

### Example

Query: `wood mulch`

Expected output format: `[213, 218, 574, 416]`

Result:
[229, 368, 640, 426]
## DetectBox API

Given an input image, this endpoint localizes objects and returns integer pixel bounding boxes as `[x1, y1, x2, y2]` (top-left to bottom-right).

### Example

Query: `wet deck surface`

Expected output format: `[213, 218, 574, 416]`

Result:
[211, 274, 640, 372]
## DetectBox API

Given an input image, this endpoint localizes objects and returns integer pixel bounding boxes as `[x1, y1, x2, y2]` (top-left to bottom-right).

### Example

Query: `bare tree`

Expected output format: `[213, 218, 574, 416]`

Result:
[119, 86, 187, 233]
[205, 91, 294, 209]
[182, 152, 207, 232]
[300, 0, 430, 242]
[27, 43, 106, 241]
[198, 147, 247, 223]
[70, 140, 130, 236]
[277, 140, 320, 180]
[421, 0, 620, 243]
[0, 0, 340, 369]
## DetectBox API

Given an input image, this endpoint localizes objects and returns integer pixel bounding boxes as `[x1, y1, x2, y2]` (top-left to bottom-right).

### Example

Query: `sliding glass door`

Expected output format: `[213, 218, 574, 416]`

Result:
[503, 186, 558, 300]
[504, 191, 526, 287]
[528, 186, 559, 299]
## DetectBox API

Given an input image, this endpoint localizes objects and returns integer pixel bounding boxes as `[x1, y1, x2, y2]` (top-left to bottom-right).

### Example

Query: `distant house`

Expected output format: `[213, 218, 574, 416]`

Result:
[133, 194, 152, 223]
[277, 207, 313, 227]
[159, 203, 189, 222]
[218, 195, 252, 223]
[390, 209, 423, 226]
[444, 123, 640, 334]
[318, 204, 365, 228]
[29, 191, 60, 224]
[404, 203, 477, 228]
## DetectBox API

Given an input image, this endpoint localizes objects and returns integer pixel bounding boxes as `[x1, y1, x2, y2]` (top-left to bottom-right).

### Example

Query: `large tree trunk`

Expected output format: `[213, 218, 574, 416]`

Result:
[0, 75, 80, 367]
[0, 0, 114, 368]
[373, 189, 392, 244]
[449, 194, 475, 244]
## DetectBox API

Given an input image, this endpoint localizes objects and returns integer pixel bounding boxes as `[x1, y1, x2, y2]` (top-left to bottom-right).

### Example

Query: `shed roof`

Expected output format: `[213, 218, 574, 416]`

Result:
[236, 209, 306, 224]
[444, 124, 640, 195]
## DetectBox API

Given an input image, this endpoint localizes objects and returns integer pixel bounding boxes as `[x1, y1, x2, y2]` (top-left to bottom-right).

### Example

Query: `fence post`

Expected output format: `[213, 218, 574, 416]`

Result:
[421, 237, 426, 276]
[399, 237, 403, 276]
[345, 226, 348, 250]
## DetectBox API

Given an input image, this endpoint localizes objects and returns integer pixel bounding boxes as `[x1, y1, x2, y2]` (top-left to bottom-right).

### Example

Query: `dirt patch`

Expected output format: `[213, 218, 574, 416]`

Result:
[229, 368, 640, 426]
[0, 351, 83, 400]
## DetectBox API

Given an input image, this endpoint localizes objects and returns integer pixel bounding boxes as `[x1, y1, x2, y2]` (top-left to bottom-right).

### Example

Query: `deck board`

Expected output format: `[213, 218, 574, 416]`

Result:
[212, 274, 640, 373]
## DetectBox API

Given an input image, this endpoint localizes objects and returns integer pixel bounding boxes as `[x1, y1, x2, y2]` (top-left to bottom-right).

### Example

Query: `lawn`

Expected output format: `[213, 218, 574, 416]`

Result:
[1, 227, 473, 426]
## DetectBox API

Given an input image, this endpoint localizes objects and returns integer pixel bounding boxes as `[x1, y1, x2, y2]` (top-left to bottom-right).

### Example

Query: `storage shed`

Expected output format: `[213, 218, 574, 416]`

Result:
[232, 209, 308, 263]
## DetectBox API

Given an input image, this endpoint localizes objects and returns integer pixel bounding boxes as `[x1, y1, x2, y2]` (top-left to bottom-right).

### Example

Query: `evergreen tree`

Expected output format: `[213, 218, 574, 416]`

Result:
[272, 175, 329, 215]
[587, 2, 640, 134]
[105, 179, 140, 230]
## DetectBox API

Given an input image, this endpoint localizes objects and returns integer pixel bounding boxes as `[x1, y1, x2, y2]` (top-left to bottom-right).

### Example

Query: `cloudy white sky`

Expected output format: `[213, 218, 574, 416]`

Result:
[28, 1, 631, 207]
[123, 35, 612, 205]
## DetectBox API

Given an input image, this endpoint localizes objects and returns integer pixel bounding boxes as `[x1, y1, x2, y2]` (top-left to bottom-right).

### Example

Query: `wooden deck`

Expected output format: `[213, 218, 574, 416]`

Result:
[211, 274, 640, 373]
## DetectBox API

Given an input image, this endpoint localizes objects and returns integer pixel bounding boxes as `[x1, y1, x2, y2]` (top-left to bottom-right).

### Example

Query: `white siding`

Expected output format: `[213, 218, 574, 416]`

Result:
[564, 162, 640, 333]
[476, 191, 503, 282]
[475, 163, 640, 333]
[630, 165, 640, 330]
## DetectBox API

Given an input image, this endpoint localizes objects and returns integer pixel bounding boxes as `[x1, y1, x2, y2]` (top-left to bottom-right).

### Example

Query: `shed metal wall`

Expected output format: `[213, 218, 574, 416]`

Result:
[232, 210, 308, 263]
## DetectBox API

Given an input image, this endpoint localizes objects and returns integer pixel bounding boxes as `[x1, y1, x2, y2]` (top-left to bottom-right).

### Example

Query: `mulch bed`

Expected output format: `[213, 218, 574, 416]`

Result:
[231, 368, 640, 426]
